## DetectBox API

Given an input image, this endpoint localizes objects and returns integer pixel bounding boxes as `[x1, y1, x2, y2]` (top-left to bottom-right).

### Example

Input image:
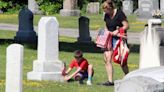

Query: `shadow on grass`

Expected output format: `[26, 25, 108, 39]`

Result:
[128, 44, 140, 53]
[60, 41, 140, 53]
[0, 39, 14, 44]
[59, 41, 103, 53]
[0, 39, 140, 53]
[0, 39, 37, 49]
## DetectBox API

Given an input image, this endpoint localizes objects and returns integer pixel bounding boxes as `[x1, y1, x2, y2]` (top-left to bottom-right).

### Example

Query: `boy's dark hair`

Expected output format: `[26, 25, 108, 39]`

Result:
[74, 50, 83, 58]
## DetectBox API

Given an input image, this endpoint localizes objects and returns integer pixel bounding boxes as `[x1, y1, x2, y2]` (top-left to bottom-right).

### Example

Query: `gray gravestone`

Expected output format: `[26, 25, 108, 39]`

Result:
[122, 0, 133, 16]
[14, 8, 37, 44]
[0, 9, 3, 14]
[160, 0, 164, 14]
[27, 17, 64, 81]
[60, 0, 80, 16]
[115, 67, 164, 92]
[138, 0, 159, 19]
[6, 44, 23, 92]
[86, 2, 100, 14]
[78, 16, 92, 43]
[28, 0, 40, 14]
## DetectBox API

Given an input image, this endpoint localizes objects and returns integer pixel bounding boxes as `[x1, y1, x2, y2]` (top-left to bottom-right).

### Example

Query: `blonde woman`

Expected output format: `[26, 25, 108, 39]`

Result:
[101, 0, 129, 86]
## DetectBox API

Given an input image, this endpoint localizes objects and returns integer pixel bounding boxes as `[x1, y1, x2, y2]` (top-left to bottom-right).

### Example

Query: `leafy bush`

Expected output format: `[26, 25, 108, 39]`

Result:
[36, 0, 63, 15]
[0, 0, 27, 13]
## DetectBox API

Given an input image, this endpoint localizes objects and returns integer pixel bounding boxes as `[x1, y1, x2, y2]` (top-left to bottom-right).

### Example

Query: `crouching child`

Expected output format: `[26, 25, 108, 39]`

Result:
[62, 50, 94, 85]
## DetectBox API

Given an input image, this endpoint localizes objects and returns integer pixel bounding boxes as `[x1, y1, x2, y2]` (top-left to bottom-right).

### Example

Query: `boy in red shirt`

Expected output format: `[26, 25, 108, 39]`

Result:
[62, 50, 94, 85]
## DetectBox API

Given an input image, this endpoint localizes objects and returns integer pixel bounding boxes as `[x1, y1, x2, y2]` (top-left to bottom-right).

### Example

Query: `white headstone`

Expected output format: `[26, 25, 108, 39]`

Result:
[139, 19, 162, 69]
[5, 44, 23, 92]
[115, 67, 164, 92]
[160, 0, 164, 14]
[28, 0, 40, 14]
[123, 0, 133, 16]
[138, 0, 159, 19]
[27, 17, 64, 81]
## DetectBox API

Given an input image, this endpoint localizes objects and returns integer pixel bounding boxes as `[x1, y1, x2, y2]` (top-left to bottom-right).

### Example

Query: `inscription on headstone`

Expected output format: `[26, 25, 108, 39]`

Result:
[123, 0, 133, 16]
[138, 0, 159, 19]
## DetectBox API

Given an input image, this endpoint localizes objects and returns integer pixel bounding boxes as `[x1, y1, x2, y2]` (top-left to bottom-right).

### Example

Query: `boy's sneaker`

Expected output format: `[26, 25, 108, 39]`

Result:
[87, 80, 92, 85]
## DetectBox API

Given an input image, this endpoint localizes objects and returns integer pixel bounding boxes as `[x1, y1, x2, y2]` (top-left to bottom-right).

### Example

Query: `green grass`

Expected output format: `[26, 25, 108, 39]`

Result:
[0, 30, 139, 92]
[1, 14, 164, 32]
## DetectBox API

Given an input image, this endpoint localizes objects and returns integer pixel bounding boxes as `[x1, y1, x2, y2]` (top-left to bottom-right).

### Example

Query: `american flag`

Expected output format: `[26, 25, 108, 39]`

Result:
[96, 29, 112, 49]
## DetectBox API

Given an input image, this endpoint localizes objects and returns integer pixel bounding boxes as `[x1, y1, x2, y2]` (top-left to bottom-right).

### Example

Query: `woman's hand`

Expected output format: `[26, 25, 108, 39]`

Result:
[112, 30, 119, 36]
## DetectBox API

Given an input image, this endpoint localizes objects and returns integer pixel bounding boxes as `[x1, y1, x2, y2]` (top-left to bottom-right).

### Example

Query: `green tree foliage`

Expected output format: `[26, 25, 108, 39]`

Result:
[0, 0, 27, 13]
[36, 0, 63, 15]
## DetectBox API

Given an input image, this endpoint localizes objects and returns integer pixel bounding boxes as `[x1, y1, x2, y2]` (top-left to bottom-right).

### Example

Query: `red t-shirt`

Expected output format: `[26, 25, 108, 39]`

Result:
[69, 58, 89, 72]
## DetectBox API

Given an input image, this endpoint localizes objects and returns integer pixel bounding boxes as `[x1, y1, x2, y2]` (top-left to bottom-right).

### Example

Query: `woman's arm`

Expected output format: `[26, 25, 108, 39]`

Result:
[122, 20, 129, 30]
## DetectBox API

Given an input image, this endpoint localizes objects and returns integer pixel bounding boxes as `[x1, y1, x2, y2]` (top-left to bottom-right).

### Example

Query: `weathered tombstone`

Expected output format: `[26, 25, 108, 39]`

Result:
[28, 0, 40, 14]
[27, 17, 64, 81]
[138, 0, 159, 19]
[6, 44, 23, 92]
[78, 16, 92, 43]
[60, 0, 80, 16]
[115, 66, 164, 92]
[86, 2, 100, 14]
[122, 0, 133, 16]
[0, 9, 3, 14]
[139, 19, 163, 69]
[14, 8, 37, 44]
[160, 0, 164, 14]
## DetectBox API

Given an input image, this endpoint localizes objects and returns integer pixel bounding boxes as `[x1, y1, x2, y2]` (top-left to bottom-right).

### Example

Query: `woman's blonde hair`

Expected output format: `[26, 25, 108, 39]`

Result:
[102, 0, 114, 9]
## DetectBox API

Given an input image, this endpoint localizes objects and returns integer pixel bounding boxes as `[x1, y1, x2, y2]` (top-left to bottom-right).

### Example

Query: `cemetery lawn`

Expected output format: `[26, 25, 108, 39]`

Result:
[0, 30, 139, 92]
[1, 14, 164, 32]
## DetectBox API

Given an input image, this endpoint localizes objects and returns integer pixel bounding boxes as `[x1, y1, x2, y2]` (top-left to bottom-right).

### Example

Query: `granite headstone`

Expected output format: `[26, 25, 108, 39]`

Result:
[78, 16, 92, 43]
[14, 8, 37, 44]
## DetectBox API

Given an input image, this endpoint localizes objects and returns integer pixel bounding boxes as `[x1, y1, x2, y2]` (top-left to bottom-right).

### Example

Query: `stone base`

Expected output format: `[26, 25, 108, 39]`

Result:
[114, 67, 164, 92]
[27, 72, 64, 82]
[77, 37, 92, 43]
[60, 9, 80, 16]
[27, 60, 64, 82]
[14, 30, 37, 44]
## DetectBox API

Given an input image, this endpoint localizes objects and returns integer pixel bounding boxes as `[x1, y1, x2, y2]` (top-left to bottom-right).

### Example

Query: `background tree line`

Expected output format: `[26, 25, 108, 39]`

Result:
[0, 0, 138, 14]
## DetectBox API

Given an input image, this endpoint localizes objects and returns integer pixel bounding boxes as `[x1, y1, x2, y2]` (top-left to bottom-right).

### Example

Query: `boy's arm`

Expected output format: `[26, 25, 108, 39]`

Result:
[64, 67, 81, 81]
[65, 67, 72, 74]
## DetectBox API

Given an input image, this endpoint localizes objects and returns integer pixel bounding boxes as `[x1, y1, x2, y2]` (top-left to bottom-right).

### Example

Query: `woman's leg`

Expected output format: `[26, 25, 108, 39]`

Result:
[104, 50, 113, 82]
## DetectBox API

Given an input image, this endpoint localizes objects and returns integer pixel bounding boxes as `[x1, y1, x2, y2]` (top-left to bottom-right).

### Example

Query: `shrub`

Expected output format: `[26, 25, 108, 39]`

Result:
[36, 0, 63, 15]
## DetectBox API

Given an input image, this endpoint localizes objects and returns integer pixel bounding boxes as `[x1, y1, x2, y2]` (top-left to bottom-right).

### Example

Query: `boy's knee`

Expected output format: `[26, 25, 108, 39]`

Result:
[88, 64, 93, 69]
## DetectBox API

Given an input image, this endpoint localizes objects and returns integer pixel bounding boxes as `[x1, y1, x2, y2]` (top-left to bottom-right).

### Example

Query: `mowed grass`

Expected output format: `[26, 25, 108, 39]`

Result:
[1, 14, 164, 32]
[0, 30, 139, 92]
